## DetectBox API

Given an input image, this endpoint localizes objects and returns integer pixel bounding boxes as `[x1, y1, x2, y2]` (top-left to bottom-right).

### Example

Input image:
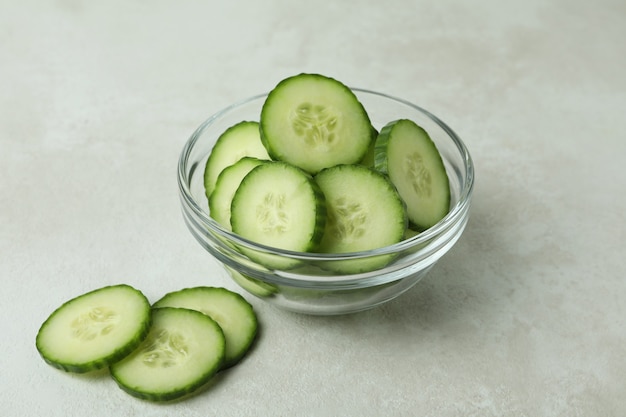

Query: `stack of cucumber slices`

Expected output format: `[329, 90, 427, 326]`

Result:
[36, 284, 258, 402]
[205, 73, 451, 272]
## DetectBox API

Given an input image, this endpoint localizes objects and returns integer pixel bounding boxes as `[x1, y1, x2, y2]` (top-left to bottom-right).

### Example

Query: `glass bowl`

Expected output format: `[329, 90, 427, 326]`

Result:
[177, 88, 474, 315]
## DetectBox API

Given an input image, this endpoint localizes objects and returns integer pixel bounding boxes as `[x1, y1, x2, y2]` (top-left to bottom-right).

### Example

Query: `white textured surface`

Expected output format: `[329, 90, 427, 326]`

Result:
[2, 0, 625, 415]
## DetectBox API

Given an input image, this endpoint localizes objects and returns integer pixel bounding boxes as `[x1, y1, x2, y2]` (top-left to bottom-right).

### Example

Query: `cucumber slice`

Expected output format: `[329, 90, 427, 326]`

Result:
[203, 121, 270, 199]
[110, 307, 225, 402]
[359, 126, 379, 168]
[404, 227, 421, 240]
[225, 265, 278, 298]
[35, 284, 151, 373]
[153, 287, 258, 369]
[260, 73, 373, 174]
[375, 119, 450, 230]
[209, 157, 267, 230]
[230, 161, 326, 268]
[314, 164, 407, 272]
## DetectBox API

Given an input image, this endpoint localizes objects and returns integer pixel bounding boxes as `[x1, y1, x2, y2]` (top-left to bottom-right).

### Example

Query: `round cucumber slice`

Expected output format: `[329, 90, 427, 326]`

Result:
[260, 73, 373, 174]
[315, 164, 407, 253]
[110, 307, 225, 402]
[35, 284, 151, 373]
[230, 161, 326, 268]
[314, 164, 407, 273]
[375, 119, 451, 230]
[209, 157, 267, 230]
[153, 287, 258, 369]
[203, 120, 270, 199]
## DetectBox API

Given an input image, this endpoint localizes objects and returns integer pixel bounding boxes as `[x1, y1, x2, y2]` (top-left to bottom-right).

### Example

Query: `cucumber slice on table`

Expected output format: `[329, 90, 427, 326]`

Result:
[314, 164, 407, 273]
[35, 284, 151, 373]
[260, 73, 373, 174]
[230, 161, 326, 269]
[153, 287, 258, 369]
[375, 119, 450, 231]
[203, 120, 269, 198]
[209, 157, 267, 230]
[110, 307, 225, 402]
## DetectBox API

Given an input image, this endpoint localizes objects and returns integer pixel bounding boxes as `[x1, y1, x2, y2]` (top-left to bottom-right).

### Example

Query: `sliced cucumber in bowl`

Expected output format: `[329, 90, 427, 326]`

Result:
[260, 73, 374, 174]
[375, 118, 451, 231]
[209, 156, 267, 230]
[203, 120, 269, 199]
[314, 164, 407, 273]
[225, 265, 278, 298]
[230, 161, 327, 270]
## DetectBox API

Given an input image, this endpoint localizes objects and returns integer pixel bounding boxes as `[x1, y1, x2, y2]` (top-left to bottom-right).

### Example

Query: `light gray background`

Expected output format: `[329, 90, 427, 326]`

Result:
[2, 0, 625, 415]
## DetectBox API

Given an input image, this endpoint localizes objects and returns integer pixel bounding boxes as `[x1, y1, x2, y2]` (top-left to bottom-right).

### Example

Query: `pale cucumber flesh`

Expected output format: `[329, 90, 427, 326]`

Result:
[260, 73, 373, 174]
[314, 164, 407, 273]
[230, 161, 326, 253]
[35, 284, 151, 373]
[110, 307, 225, 402]
[203, 120, 269, 198]
[315, 164, 406, 253]
[209, 157, 267, 230]
[153, 287, 258, 369]
[375, 119, 450, 230]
